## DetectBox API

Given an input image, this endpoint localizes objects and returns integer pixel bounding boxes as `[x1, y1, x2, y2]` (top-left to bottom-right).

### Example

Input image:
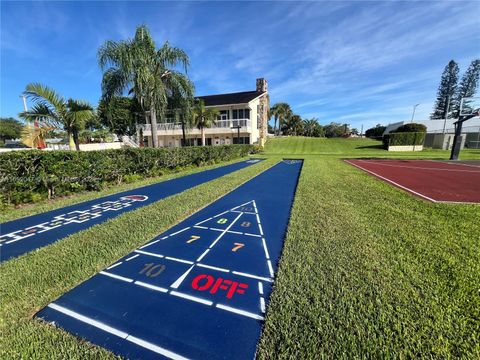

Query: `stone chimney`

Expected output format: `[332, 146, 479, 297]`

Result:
[256, 78, 268, 92]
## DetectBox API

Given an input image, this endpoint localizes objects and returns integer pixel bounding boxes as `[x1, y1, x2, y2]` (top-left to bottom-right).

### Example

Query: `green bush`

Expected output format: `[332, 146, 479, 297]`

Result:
[393, 123, 427, 133]
[0, 145, 257, 205]
[382, 132, 426, 148]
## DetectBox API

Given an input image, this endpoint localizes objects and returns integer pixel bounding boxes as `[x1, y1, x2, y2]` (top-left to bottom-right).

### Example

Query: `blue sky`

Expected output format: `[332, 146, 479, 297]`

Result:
[1, 1, 479, 130]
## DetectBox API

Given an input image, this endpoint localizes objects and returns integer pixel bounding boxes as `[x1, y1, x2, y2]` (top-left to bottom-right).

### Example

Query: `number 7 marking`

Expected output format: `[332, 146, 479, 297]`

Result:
[186, 235, 201, 244]
[232, 243, 245, 252]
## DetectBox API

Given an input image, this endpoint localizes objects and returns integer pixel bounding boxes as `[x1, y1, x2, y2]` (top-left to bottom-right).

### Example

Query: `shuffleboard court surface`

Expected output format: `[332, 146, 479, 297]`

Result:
[0, 159, 263, 263]
[36, 159, 302, 359]
[346, 159, 480, 203]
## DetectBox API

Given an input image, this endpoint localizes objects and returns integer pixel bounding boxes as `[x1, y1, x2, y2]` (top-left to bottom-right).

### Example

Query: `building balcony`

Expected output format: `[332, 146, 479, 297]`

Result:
[137, 119, 252, 136]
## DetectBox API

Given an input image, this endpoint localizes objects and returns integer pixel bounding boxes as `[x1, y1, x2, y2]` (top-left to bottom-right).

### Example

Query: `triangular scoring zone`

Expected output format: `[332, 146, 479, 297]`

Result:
[190, 200, 273, 278]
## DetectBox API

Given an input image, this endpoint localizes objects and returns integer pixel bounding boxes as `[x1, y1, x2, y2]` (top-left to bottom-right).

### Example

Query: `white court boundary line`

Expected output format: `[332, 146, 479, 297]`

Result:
[345, 160, 438, 203]
[47, 303, 189, 360]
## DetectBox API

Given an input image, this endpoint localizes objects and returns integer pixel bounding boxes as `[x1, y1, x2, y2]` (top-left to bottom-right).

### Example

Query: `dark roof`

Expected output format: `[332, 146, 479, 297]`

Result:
[196, 90, 265, 106]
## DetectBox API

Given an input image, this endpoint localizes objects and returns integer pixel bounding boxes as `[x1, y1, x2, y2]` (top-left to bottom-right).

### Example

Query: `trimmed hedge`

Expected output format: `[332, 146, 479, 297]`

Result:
[0, 145, 258, 205]
[382, 132, 426, 148]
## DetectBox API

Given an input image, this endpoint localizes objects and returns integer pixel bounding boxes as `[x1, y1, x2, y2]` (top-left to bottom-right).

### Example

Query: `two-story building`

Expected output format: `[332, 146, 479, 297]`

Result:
[137, 78, 269, 147]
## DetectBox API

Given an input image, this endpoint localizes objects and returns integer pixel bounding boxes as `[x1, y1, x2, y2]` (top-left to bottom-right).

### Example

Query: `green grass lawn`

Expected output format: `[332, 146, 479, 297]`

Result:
[1, 138, 479, 358]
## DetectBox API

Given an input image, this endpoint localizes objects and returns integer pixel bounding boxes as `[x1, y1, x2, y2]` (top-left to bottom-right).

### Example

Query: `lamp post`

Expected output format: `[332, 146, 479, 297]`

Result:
[410, 103, 420, 123]
[231, 124, 241, 144]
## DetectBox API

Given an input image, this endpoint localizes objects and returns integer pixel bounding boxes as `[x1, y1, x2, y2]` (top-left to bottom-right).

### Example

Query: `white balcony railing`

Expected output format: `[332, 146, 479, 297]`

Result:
[137, 119, 251, 133]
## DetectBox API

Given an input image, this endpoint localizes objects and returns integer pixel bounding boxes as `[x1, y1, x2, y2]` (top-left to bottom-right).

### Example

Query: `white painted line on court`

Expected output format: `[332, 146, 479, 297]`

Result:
[165, 256, 194, 265]
[161, 236, 169, 240]
[244, 233, 261, 238]
[99, 271, 133, 283]
[134, 281, 168, 293]
[212, 210, 229, 218]
[345, 160, 438, 203]
[193, 225, 208, 230]
[195, 217, 212, 225]
[261, 238, 270, 259]
[47, 303, 188, 360]
[171, 265, 195, 289]
[267, 260, 274, 277]
[169, 227, 190, 236]
[48, 303, 128, 338]
[255, 213, 261, 224]
[126, 335, 189, 360]
[216, 304, 264, 321]
[125, 254, 139, 262]
[258, 282, 264, 295]
[107, 262, 122, 270]
[228, 230, 243, 235]
[170, 291, 213, 306]
[197, 263, 229, 272]
[209, 213, 243, 249]
[196, 249, 210, 262]
[139, 239, 161, 249]
[232, 271, 273, 282]
[135, 250, 165, 258]
[260, 297, 266, 313]
[209, 227, 224, 232]
[360, 159, 480, 173]
[5, 233, 35, 244]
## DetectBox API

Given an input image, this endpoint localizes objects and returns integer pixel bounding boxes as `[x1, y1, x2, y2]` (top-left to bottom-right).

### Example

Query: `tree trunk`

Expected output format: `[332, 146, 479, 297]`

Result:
[150, 106, 159, 148]
[273, 118, 277, 136]
[201, 127, 205, 146]
[68, 131, 76, 151]
[181, 118, 187, 147]
[72, 128, 81, 151]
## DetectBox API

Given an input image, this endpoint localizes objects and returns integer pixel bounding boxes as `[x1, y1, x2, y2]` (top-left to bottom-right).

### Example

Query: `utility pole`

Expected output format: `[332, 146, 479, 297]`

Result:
[231, 124, 241, 144]
[410, 103, 420, 123]
[360, 124, 364, 137]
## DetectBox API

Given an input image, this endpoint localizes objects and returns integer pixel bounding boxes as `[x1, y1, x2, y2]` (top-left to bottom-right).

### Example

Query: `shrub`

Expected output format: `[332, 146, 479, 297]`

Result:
[382, 132, 426, 148]
[0, 145, 257, 205]
[392, 123, 427, 133]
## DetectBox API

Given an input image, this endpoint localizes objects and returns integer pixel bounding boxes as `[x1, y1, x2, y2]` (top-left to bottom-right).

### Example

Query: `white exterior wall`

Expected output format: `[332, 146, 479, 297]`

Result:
[140, 94, 267, 147]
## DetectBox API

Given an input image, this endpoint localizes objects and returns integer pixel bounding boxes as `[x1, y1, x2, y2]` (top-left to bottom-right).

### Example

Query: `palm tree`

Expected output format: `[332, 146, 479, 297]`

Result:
[193, 99, 219, 146]
[303, 118, 321, 137]
[98, 25, 194, 148]
[269, 103, 280, 136]
[21, 122, 56, 149]
[284, 115, 304, 136]
[19, 83, 94, 151]
[270, 102, 292, 136]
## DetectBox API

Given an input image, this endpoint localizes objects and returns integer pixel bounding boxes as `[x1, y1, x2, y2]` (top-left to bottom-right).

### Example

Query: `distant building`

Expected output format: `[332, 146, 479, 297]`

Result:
[137, 78, 269, 147]
[383, 117, 480, 149]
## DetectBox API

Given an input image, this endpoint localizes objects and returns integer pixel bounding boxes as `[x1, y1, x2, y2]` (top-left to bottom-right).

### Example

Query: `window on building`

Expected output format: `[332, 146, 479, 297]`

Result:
[232, 109, 238, 119]
[218, 110, 229, 121]
[245, 109, 250, 119]
[232, 136, 250, 144]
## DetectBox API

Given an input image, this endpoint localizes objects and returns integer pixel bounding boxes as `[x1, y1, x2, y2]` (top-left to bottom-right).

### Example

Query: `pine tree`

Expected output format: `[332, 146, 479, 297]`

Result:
[430, 60, 459, 119]
[452, 59, 480, 117]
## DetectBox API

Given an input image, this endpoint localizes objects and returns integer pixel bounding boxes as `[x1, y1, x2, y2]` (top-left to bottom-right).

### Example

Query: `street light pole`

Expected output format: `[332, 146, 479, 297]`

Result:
[410, 103, 420, 123]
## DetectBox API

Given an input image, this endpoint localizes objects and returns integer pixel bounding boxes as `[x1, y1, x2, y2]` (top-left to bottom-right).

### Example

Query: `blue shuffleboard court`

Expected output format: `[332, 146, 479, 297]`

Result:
[0, 159, 262, 263]
[36, 159, 303, 359]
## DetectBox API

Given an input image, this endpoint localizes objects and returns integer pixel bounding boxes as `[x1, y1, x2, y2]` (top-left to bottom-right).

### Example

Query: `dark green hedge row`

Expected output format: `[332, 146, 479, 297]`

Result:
[383, 132, 426, 148]
[0, 145, 259, 205]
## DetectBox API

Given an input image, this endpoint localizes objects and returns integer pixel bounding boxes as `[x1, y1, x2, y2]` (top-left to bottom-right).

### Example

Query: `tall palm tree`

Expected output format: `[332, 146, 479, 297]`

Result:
[269, 103, 280, 136]
[193, 99, 219, 146]
[98, 25, 194, 148]
[19, 83, 94, 151]
[303, 118, 321, 137]
[270, 102, 292, 136]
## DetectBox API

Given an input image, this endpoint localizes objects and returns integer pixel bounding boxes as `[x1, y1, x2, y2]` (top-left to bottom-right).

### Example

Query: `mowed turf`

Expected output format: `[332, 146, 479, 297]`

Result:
[1, 138, 480, 359]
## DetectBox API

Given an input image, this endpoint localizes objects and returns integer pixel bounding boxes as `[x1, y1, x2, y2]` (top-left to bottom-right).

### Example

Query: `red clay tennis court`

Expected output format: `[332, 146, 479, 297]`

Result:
[345, 159, 480, 204]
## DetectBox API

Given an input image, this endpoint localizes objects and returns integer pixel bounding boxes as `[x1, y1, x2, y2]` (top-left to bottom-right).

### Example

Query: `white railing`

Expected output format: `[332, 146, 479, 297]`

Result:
[137, 119, 251, 132]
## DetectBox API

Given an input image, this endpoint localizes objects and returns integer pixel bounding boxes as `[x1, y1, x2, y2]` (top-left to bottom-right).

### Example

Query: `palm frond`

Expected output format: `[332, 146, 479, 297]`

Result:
[24, 83, 66, 114]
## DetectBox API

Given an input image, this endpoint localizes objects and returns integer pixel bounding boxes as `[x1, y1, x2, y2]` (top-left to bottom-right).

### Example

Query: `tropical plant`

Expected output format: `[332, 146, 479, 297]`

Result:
[98, 25, 194, 148]
[270, 103, 293, 136]
[21, 123, 54, 149]
[19, 83, 94, 150]
[303, 118, 324, 137]
[282, 115, 304, 136]
[193, 99, 219, 146]
[97, 96, 141, 136]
